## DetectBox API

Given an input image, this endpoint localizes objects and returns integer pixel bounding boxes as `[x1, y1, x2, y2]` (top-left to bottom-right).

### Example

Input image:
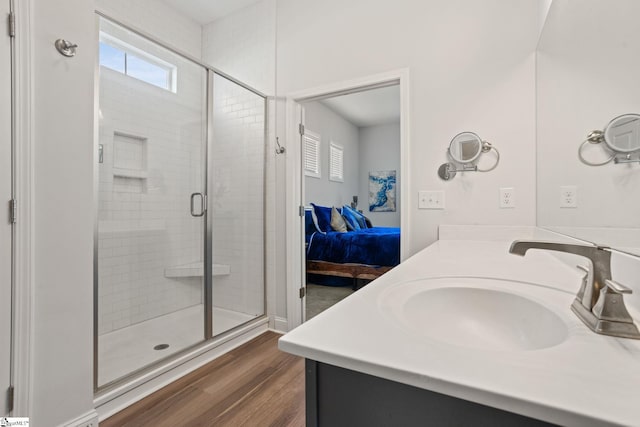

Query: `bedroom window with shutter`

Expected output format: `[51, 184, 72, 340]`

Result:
[329, 142, 344, 182]
[304, 130, 321, 178]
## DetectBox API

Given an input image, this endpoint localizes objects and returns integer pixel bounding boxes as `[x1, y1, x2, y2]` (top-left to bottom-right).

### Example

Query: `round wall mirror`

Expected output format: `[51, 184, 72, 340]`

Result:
[603, 113, 640, 153]
[448, 132, 482, 163]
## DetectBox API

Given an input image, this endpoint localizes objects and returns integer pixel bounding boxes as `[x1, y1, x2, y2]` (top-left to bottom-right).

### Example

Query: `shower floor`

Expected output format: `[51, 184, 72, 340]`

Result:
[98, 305, 258, 386]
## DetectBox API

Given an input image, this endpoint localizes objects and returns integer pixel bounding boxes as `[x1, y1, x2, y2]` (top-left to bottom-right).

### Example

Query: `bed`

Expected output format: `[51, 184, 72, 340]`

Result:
[305, 205, 400, 288]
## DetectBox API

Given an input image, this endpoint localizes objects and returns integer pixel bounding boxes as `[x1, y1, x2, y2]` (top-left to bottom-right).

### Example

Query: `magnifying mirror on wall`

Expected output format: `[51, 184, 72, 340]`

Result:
[604, 114, 640, 153]
[448, 132, 483, 163]
[579, 113, 640, 166]
[438, 132, 500, 180]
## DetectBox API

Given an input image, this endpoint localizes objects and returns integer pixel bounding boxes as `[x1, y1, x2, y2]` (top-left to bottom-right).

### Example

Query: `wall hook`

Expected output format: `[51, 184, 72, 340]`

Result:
[55, 39, 78, 57]
[275, 136, 286, 154]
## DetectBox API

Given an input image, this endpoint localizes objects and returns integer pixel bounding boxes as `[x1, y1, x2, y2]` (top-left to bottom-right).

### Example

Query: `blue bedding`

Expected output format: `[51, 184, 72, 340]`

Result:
[307, 227, 400, 267]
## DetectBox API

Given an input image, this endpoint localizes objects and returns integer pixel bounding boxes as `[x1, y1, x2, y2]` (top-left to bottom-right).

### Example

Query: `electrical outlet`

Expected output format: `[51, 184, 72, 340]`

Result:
[499, 187, 515, 208]
[560, 185, 577, 208]
[418, 191, 445, 209]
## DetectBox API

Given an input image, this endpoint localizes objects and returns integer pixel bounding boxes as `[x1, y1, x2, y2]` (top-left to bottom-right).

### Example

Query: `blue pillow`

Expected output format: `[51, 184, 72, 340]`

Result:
[310, 203, 333, 233]
[353, 210, 368, 229]
[305, 209, 318, 235]
[342, 205, 368, 230]
[340, 205, 360, 230]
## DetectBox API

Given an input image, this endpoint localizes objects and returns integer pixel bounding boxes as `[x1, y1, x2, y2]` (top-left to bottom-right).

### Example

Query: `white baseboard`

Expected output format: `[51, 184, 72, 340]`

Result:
[273, 316, 288, 333]
[61, 409, 99, 427]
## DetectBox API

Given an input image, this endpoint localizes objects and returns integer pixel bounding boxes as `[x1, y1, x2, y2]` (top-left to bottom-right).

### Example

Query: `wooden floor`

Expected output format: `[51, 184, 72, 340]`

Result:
[101, 331, 305, 427]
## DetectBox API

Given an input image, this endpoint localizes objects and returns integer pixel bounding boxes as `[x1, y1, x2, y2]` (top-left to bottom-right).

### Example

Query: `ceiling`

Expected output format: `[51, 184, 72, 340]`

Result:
[162, 0, 261, 25]
[319, 85, 401, 128]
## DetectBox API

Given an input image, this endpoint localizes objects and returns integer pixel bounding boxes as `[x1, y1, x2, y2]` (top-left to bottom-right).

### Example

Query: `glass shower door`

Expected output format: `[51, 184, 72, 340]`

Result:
[96, 18, 208, 388]
[210, 73, 265, 336]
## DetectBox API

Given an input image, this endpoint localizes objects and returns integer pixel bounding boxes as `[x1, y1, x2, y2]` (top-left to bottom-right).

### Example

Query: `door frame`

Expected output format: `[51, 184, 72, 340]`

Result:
[10, 0, 33, 416]
[1, 0, 14, 416]
[285, 68, 411, 331]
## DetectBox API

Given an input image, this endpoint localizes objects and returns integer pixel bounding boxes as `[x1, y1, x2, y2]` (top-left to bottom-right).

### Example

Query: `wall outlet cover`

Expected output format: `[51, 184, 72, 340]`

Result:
[499, 187, 515, 208]
[560, 185, 578, 208]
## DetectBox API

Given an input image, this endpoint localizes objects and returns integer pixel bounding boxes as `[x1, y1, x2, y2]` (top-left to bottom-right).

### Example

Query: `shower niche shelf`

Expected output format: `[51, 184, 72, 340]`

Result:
[112, 168, 149, 179]
[164, 261, 231, 278]
[112, 132, 149, 180]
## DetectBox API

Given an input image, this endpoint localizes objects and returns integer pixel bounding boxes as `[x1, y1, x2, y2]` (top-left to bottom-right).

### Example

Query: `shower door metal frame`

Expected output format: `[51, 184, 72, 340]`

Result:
[93, 11, 268, 395]
[204, 69, 214, 340]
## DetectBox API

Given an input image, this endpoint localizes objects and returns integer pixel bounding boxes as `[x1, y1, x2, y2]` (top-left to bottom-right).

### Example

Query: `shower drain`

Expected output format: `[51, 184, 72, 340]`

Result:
[154, 344, 170, 351]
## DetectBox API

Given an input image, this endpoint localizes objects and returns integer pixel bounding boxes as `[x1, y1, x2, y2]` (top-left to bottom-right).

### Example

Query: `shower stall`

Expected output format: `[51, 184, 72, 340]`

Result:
[95, 16, 266, 389]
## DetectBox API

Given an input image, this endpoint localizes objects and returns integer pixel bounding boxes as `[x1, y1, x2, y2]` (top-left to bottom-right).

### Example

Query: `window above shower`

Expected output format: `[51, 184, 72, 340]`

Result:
[99, 32, 177, 92]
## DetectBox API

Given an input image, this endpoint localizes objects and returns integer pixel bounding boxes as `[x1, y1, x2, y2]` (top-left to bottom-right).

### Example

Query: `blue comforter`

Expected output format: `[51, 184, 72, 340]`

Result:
[307, 227, 400, 267]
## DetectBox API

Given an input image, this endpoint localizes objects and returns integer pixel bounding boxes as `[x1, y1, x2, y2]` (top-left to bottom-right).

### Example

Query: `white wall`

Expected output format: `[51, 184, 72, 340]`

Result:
[537, 0, 640, 247]
[359, 123, 401, 227]
[277, 0, 540, 255]
[30, 0, 96, 424]
[202, 0, 276, 95]
[304, 101, 360, 208]
[538, 0, 554, 35]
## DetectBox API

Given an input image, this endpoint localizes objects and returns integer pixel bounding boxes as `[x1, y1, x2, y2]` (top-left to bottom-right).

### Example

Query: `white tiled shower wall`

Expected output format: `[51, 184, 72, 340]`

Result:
[97, 20, 207, 335]
[202, 0, 278, 320]
[211, 75, 265, 316]
[97, 11, 270, 334]
[96, 2, 274, 335]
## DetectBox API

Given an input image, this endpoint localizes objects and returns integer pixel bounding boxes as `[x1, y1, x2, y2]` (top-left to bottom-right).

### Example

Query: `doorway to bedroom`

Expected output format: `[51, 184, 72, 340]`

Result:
[300, 84, 402, 320]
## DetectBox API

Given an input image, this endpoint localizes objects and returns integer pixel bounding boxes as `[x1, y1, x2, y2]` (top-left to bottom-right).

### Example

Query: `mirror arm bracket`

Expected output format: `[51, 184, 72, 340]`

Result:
[613, 155, 640, 164]
[445, 163, 478, 173]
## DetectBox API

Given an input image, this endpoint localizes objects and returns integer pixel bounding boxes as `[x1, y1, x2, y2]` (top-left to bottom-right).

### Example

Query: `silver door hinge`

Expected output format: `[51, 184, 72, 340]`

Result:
[299, 205, 305, 217]
[299, 287, 305, 298]
[8, 12, 15, 38]
[9, 199, 17, 223]
[7, 385, 14, 413]
[298, 123, 305, 135]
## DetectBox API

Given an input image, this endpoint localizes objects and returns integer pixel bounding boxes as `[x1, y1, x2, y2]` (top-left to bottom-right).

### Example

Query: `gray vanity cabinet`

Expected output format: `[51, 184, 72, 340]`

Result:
[305, 360, 556, 427]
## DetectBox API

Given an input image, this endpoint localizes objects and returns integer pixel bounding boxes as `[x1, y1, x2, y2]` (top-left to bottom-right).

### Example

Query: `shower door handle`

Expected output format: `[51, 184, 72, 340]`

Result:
[190, 193, 206, 217]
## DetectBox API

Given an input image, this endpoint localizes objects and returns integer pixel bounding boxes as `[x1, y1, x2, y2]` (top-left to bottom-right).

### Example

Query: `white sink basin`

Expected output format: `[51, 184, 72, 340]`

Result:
[379, 277, 569, 351]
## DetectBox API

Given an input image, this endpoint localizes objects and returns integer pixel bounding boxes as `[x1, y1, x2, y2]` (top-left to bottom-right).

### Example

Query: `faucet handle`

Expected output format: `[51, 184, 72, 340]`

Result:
[576, 264, 590, 274]
[592, 279, 636, 326]
[604, 279, 633, 295]
[575, 265, 590, 301]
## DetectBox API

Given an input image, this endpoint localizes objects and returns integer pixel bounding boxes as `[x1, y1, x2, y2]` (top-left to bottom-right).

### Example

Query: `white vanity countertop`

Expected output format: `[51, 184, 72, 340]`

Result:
[278, 240, 640, 427]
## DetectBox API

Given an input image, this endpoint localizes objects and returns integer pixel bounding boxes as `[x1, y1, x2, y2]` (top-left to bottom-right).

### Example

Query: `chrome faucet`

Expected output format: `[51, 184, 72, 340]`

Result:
[509, 240, 640, 339]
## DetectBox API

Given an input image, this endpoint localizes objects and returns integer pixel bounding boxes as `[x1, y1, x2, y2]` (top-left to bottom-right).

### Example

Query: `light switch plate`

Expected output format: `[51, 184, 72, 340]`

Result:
[419, 191, 445, 209]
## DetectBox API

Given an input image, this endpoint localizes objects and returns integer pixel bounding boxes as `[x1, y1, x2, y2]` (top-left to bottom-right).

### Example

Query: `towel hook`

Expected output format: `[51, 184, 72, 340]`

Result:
[55, 39, 78, 57]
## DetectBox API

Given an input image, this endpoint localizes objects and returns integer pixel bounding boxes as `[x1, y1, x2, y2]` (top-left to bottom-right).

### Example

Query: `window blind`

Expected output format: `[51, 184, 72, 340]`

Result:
[304, 130, 321, 178]
[329, 142, 344, 182]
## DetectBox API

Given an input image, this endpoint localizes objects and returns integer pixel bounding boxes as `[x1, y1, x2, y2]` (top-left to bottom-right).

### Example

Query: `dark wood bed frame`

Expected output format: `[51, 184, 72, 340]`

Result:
[306, 260, 393, 290]
[304, 208, 395, 289]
